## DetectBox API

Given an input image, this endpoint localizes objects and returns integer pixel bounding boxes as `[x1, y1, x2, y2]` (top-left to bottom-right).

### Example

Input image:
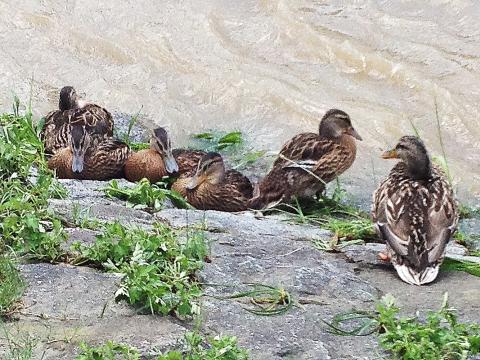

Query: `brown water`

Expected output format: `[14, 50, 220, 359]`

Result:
[1, 0, 479, 201]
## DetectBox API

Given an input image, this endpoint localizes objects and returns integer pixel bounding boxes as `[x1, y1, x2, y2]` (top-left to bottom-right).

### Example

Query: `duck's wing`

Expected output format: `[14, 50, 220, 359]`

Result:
[172, 149, 206, 176]
[225, 170, 253, 198]
[73, 104, 114, 137]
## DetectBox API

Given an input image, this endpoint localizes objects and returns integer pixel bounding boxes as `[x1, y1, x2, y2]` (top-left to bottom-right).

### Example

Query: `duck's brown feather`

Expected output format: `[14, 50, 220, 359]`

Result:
[42, 104, 113, 154]
[372, 163, 458, 272]
[172, 149, 206, 177]
[124, 149, 168, 183]
[48, 139, 131, 180]
[172, 169, 253, 212]
[249, 133, 357, 209]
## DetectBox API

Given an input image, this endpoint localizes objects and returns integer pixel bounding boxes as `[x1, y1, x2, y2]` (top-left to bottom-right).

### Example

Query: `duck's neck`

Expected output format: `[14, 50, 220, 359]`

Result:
[404, 153, 432, 180]
[59, 97, 78, 111]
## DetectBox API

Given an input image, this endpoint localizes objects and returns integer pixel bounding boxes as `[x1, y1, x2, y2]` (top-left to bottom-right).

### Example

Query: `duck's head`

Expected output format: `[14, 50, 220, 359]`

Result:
[69, 123, 91, 173]
[382, 135, 432, 180]
[150, 127, 179, 174]
[319, 109, 362, 141]
[59, 86, 79, 111]
[186, 152, 225, 190]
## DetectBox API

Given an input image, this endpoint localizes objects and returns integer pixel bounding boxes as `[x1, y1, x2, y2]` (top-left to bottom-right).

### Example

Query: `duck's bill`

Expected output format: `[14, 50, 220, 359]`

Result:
[381, 149, 398, 159]
[347, 127, 363, 141]
[164, 153, 179, 174]
[71, 153, 85, 173]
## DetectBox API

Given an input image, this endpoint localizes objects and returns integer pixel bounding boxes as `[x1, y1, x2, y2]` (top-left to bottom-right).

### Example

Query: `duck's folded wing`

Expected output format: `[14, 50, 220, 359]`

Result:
[277, 134, 335, 171]
[426, 179, 458, 263]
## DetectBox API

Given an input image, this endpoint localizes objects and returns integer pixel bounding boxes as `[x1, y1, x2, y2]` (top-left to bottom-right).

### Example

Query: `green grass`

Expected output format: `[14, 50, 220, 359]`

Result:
[1, 322, 36, 360]
[441, 258, 480, 277]
[0, 256, 25, 317]
[271, 181, 377, 246]
[71, 222, 207, 317]
[0, 112, 67, 262]
[324, 293, 480, 360]
[214, 283, 294, 316]
[77, 332, 249, 360]
[104, 178, 191, 212]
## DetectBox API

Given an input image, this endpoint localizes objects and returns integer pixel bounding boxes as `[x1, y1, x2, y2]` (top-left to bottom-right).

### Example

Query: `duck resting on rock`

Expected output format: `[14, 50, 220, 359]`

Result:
[372, 135, 458, 285]
[124, 126, 207, 183]
[248, 109, 362, 209]
[48, 122, 131, 181]
[41, 86, 114, 154]
[172, 152, 253, 212]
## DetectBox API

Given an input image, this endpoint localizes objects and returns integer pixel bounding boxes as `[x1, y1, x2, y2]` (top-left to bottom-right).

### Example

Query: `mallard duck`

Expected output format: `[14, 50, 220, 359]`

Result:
[172, 152, 253, 212]
[248, 109, 362, 209]
[124, 127, 207, 183]
[41, 86, 113, 154]
[48, 122, 131, 180]
[372, 136, 459, 285]
[124, 127, 179, 183]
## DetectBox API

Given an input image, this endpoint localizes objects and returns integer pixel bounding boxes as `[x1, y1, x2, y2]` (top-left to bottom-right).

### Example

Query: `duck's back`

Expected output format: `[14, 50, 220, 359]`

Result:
[172, 149, 206, 176]
[372, 163, 458, 283]
[124, 149, 167, 183]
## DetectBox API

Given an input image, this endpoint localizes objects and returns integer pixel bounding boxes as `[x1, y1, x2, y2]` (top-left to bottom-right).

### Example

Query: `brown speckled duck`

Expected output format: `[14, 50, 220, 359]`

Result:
[41, 86, 113, 154]
[124, 127, 179, 183]
[372, 136, 459, 285]
[124, 127, 207, 183]
[172, 152, 253, 212]
[248, 109, 362, 209]
[48, 122, 131, 180]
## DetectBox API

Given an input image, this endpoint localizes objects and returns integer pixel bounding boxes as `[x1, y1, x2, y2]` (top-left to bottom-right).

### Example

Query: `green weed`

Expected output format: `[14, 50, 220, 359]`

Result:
[76, 341, 139, 360]
[0, 113, 67, 261]
[441, 258, 480, 277]
[77, 332, 248, 360]
[104, 179, 191, 212]
[0, 256, 25, 317]
[214, 283, 293, 316]
[324, 293, 480, 360]
[273, 181, 376, 244]
[1, 322, 36, 360]
[72, 222, 206, 317]
[191, 130, 264, 170]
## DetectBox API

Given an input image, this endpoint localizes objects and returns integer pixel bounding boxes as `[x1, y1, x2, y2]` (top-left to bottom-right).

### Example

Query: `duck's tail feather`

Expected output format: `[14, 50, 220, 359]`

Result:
[393, 263, 440, 285]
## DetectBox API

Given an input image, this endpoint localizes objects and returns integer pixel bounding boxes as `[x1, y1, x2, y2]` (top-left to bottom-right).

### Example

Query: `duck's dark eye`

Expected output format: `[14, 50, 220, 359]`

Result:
[396, 144, 406, 151]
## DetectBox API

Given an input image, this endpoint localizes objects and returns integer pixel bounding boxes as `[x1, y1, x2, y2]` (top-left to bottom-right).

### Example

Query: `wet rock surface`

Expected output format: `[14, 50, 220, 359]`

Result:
[1, 178, 479, 359]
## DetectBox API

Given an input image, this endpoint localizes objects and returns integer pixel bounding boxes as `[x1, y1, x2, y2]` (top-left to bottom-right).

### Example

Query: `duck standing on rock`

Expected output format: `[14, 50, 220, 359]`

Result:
[124, 126, 208, 183]
[372, 136, 459, 285]
[248, 109, 362, 209]
[41, 86, 114, 154]
[48, 122, 131, 180]
[172, 152, 253, 212]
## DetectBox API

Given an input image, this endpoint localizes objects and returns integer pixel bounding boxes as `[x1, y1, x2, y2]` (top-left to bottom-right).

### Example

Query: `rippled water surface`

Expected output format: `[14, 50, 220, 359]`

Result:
[1, 0, 479, 200]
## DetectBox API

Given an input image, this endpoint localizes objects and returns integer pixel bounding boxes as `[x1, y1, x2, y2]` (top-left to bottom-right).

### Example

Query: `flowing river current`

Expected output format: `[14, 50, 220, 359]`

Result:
[0, 0, 479, 202]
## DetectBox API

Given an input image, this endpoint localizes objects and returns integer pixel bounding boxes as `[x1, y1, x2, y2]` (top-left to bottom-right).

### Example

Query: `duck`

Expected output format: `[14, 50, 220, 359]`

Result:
[41, 86, 114, 154]
[248, 109, 362, 209]
[48, 122, 131, 180]
[372, 135, 459, 285]
[124, 126, 207, 183]
[172, 152, 253, 212]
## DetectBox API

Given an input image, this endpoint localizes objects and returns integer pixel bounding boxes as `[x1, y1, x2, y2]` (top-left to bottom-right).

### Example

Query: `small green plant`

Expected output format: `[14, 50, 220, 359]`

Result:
[0, 256, 25, 317]
[72, 222, 206, 317]
[1, 323, 36, 360]
[214, 284, 293, 316]
[104, 179, 190, 212]
[76, 341, 139, 360]
[441, 258, 480, 277]
[273, 181, 376, 244]
[77, 332, 248, 360]
[458, 203, 480, 219]
[191, 130, 264, 170]
[324, 293, 480, 360]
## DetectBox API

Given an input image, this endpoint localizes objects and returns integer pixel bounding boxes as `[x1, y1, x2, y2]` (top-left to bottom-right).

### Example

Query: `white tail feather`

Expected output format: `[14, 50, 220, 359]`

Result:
[393, 263, 440, 285]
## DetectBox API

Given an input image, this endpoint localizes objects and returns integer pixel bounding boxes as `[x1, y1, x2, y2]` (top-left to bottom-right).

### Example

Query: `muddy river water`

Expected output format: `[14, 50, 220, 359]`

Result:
[0, 0, 479, 201]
